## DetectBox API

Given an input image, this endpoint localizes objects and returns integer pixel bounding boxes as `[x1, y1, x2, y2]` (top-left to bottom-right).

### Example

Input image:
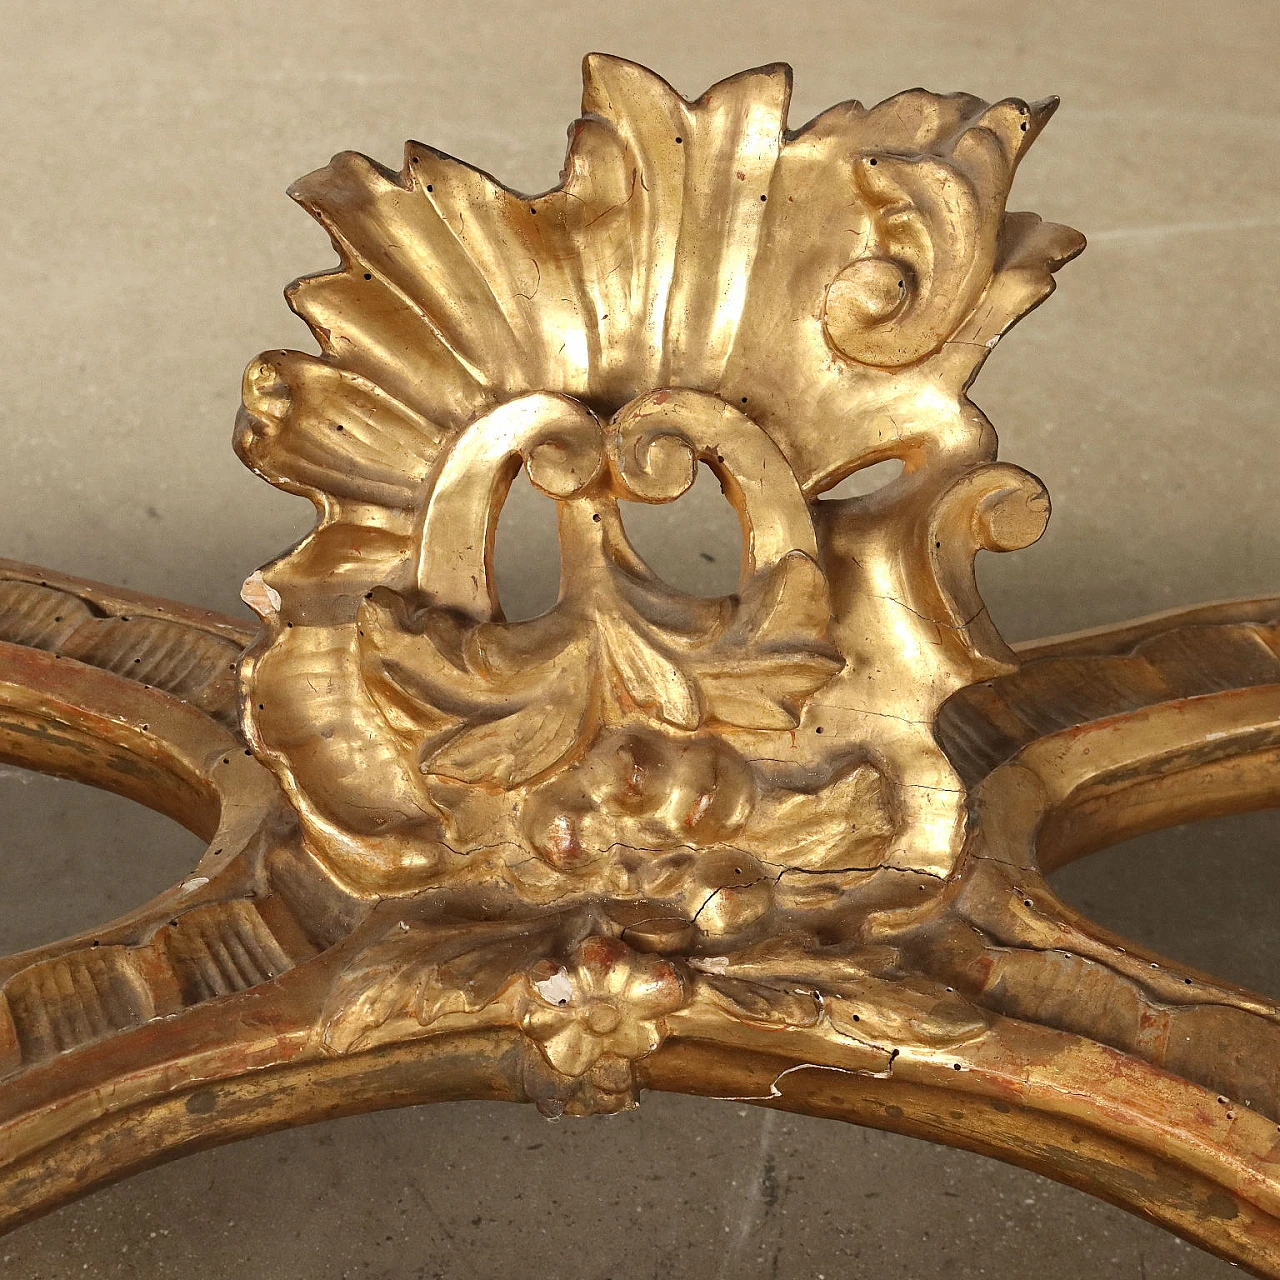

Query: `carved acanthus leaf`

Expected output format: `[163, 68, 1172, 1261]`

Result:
[693, 939, 988, 1050]
[737, 761, 894, 876]
[320, 917, 561, 1054]
[696, 974, 823, 1029]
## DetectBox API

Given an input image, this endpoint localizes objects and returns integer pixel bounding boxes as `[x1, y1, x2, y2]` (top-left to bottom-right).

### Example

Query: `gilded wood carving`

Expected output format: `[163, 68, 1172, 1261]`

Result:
[3, 57, 1280, 1275]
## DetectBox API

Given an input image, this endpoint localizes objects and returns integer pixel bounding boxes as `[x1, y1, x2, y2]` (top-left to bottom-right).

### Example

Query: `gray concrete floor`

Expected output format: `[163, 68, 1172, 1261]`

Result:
[0, 0, 1277, 1274]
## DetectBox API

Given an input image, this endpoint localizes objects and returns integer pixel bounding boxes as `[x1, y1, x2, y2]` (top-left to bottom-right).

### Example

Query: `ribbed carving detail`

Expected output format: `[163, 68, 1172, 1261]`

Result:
[61, 616, 241, 723]
[0, 898, 319, 1072]
[3, 948, 154, 1062]
[163, 901, 293, 1003]
[0, 577, 244, 727]
[0, 580, 96, 650]
[978, 945, 1280, 1122]
[939, 618, 1280, 785]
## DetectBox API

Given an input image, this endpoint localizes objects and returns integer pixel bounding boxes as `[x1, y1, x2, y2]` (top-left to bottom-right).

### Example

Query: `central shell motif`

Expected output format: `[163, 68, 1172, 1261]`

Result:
[235, 56, 1083, 941]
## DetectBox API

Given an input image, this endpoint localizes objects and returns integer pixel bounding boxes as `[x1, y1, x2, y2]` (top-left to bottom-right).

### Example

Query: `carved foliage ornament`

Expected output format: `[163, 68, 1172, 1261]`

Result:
[231, 56, 1082, 1112]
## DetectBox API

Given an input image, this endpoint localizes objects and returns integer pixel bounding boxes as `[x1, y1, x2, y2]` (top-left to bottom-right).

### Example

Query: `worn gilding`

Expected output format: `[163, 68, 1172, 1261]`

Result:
[2, 57, 1280, 1276]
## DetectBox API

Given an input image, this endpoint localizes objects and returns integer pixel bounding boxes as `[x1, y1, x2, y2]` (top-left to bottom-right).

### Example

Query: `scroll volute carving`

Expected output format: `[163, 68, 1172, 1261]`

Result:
[823, 96, 1060, 368]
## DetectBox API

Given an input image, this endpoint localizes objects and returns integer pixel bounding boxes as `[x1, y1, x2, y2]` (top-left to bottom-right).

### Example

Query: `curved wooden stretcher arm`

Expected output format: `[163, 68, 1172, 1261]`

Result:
[3, 564, 1280, 1272]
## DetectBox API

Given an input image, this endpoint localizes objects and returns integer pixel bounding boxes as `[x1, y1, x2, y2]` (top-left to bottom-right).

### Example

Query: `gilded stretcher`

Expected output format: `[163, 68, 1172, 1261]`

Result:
[2, 56, 1279, 1275]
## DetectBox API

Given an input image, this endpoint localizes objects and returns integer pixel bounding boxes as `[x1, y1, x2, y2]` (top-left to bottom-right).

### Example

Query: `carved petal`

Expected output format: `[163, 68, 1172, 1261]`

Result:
[598, 614, 701, 729]
[528, 1021, 605, 1077]
[426, 668, 591, 788]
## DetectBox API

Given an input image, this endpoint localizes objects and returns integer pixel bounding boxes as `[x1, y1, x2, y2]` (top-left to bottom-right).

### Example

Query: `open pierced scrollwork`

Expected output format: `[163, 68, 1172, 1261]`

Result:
[3, 56, 1280, 1276]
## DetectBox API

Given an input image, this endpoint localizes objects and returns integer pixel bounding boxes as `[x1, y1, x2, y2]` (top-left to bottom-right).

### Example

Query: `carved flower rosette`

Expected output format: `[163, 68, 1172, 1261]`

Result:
[235, 57, 1082, 1106]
